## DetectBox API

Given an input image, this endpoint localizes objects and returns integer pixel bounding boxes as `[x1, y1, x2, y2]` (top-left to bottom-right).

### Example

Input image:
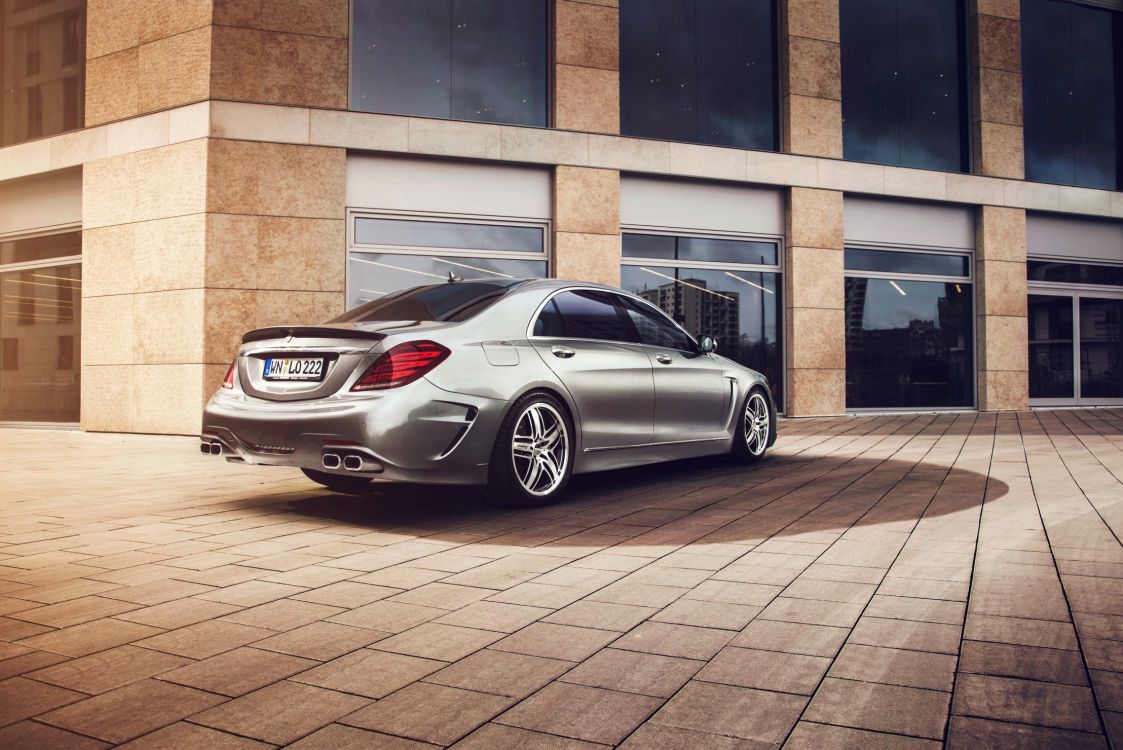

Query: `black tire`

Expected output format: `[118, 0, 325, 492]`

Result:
[731, 386, 774, 464]
[487, 391, 575, 507]
[301, 468, 373, 494]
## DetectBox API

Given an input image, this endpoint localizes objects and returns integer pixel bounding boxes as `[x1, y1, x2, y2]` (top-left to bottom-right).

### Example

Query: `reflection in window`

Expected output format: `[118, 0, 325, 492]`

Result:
[840, 0, 967, 171]
[350, 0, 548, 127]
[845, 278, 973, 408]
[0, 241, 81, 422]
[1028, 261, 1123, 288]
[1023, 0, 1120, 190]
[1080, 297, 1123, 399]
[620, 0, 778, 150]
[1, 0, 85, 147]
[1028, 294, 1074, 399]
[621, 264, 783, 409]
[347, 216, 547, 309]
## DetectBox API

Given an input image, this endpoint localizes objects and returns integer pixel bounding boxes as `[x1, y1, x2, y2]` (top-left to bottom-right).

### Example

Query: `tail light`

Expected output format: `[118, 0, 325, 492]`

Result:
[221, 361, 236, 389]
[352, 341, 450, 391]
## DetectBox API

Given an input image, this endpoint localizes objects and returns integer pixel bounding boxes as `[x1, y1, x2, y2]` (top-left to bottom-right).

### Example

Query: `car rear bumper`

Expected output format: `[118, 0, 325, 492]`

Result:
[200, 378, 508, 485]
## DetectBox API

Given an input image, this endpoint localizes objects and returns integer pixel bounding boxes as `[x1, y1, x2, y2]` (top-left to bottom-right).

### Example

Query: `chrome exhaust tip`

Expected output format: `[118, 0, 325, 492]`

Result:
[342, 454, 363, 472]
[210, 441, 222, 455]
[322, 453, 342, 470]
[200, 442, 211, 455]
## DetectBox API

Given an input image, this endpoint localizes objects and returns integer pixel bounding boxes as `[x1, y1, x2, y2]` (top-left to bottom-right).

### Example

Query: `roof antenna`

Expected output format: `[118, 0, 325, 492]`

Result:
[447, 271, 461, 283]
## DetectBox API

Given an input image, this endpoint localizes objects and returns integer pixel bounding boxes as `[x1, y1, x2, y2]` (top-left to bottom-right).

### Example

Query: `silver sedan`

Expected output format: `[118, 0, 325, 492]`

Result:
[201, 279, 776, 506]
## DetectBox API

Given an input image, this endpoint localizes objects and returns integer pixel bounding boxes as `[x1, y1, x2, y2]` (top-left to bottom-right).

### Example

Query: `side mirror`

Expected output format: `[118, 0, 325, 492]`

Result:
[698, 335, 717, 353]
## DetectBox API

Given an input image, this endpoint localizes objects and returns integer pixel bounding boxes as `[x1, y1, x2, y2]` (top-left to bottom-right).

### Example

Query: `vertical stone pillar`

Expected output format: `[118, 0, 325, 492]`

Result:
[977, 206, 1028, 411]
[969, 0, 1023, 178]
[553, 0, 619, 134]
[781, 0, 842, 158]
[785, 188, 846, 416]
[553, 167, 621, 286]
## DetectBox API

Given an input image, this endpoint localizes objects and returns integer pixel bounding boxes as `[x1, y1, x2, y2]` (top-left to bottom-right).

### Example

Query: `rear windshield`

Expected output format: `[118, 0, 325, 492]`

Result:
[330, 282, 514, 324]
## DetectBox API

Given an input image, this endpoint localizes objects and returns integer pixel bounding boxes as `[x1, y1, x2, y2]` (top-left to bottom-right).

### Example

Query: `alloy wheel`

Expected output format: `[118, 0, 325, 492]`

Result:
[511, 402, 569, 496]
[744, 392, 770, 456]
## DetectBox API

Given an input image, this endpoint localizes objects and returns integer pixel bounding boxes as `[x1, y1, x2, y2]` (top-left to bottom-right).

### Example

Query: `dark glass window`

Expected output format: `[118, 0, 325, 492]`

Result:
[0, 0, 85, 146]
[1080, 297, 1123, 398]
[845, 248, 970, 277]
[620, 0, 778, 150]
[840, 0, 968, 171]
[623, 233, 778, 266]
[1023, 0, 1120, 190]
[332, 281, 519, 324]
[845, 278, 974, 408]
[351, 0, 548, 127]
[1028, 294, 1074, 399]
[621, 265, 783, 408]
[548, 290, 634, 343]
[354, 218, 543, 254]
[1028, 261, 1123, 288]
[620, 297, 698, 352]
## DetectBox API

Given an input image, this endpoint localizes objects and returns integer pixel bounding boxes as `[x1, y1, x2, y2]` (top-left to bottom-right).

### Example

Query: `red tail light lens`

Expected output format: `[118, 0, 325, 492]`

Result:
[221, 361, 236, 389]
[351, 341, 450, 391]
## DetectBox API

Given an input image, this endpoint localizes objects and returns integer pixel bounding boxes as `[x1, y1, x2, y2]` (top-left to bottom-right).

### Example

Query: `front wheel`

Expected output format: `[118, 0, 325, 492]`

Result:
[301, 468, 372, 494]
[731, 387, 774, 464]
[488, 392, 574, 507]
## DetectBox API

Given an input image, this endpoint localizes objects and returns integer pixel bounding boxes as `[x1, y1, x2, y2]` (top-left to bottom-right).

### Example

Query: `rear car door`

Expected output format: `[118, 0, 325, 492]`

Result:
[530, 290, 655, 449]
[618, 296, 729, 442]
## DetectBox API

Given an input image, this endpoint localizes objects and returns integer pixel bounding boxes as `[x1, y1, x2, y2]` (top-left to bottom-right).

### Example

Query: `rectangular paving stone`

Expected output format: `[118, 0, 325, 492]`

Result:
[425, 649, 572, 699]
[292, 649, 444, 699]
[0, 720, 111, 750]
[221, 599, 343, 631]
[651, 680, 807, 744]
[342, 682, 513, 745]
[542, 601, 657, 632]
[786, 721, 942, 749]
[805, 677, 950, 739]
[0, 676, 86, 727]
[134, 620, 274, 659]
[946, 716, 1106, 750]
[952, 673, 1101, 732]
[758, 597, 865, 628]
[729, 619, 849, 657]
[114, 722, 273, 749]
[496, 682, 662, 745]
[697, 646, 831, 695]
[369, 622, 501, 662]
[191, 681, 371, 745]
[287, 723, 432, 749]
[829, 643, 957, 692]
[17, 618, 164, 657]
[433, 601, 552, 633]
[490, 622, 618, 662]
[612, 622, 733, 660]
[849, 617, 962, 654]
[157, 646, 316, 696]
[959, 640, 1088, 685]
[559, 648, 703, 698]
[965, 614, 1080, 650]
[454, 723, 607, 749]
[29, 645, 189, 694]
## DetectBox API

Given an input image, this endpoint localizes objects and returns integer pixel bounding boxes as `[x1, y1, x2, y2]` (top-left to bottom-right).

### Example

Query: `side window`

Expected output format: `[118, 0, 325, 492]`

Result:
[533, 298, 565, 336]
[621, 298, 697, 352]
[549, 291, 635, 343]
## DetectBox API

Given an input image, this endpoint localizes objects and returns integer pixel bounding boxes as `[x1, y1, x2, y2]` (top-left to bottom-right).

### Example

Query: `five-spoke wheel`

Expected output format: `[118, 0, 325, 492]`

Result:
[511, 402, 570, 497]
[732, 387, 773, 463]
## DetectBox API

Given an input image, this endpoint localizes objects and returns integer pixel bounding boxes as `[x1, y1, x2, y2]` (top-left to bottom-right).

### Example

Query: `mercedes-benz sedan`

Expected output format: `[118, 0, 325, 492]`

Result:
[201, 279, 776, 506]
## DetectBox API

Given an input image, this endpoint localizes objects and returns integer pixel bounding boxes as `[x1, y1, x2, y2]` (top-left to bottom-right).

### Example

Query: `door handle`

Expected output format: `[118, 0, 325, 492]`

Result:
[655, 354, 673, 365]
[551, 346, 576, 359]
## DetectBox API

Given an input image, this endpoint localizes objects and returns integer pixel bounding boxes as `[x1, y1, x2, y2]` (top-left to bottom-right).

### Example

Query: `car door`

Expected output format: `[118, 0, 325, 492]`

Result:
[530, 290, 655, 450]
[618, 295, 729, 442]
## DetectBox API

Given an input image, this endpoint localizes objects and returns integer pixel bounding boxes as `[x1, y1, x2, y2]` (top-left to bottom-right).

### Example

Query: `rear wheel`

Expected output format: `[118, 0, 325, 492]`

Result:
[488, 392, 574, 507]
[731, 387, 773, 464]
[301, 468, 372, 493]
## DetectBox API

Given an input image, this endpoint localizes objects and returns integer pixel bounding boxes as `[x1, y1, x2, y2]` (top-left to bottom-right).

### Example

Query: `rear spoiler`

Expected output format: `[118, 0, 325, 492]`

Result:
[241, 326, 389, 345]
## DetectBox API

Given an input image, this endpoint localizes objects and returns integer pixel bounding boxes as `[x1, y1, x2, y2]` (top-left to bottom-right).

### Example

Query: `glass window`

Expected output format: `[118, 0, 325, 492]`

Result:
[620, 297, 698, 352]
[1080, 297, 1123, 399]
[347, 253, 546, 309]
[845, 248, 970, 277]
[0, 245, 81, 422]
[347, 215, 547, 309]
[840, 0, 967, 172]
[549, 290, 634, 343]
[620, 0, 778, 150]
[1027, 260, 1123, 288]
[623, 233, 778, 266]
[355, 218, 543, 254]
[1028, 294, 1074, 399]
[351, 0, 548, 127]
[845, 278, 973, 408]
[1022, 0, 1120, 190]
[621, 264, 783, 407]
[1, 0, 85, 147]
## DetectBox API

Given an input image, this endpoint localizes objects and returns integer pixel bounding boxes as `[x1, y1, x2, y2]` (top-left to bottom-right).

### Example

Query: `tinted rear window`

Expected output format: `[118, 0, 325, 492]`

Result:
[330, 282, 512, 324]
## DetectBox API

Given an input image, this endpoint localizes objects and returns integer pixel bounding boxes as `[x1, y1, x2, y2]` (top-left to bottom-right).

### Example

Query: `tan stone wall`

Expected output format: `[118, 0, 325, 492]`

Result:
[85, 0, 348, 127]
[785, 187, 846, 416]
[552, 166, 621, 285]
[976, 205, 1028, 411]
[782, 0, 842, 158]
[969, 0, 1023, 179]
[554, 0, 619, 134]
[81, 138, 345, 434]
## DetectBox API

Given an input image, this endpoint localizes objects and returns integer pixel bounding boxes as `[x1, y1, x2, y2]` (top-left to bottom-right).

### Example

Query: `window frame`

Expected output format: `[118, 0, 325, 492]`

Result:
[843, 243, 978, 411]
[346, 209, 550, 306]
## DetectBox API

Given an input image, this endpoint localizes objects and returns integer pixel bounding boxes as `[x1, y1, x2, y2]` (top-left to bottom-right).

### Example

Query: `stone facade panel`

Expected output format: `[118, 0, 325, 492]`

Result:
[206, 140, 345, 219]
[788, 369, 847, 417]
[787, 36, 841, 101]
[213, 0, 349, 38]
[555, 167, 620, 235]
[787, 188, 843, 250]
[786, 0, 840, 43]
[555, 65, 620, 135]
[85, 48, 140, 126]
[553, 232, 622, 287]
[784, 95, 843, 159]
[787, 307, 845, 370]
[556, 0, 619, 70]
[137, 27, 213, 114]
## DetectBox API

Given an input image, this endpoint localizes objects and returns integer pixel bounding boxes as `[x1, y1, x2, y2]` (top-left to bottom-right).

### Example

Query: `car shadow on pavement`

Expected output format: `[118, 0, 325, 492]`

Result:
[276, 451, 1007, 544]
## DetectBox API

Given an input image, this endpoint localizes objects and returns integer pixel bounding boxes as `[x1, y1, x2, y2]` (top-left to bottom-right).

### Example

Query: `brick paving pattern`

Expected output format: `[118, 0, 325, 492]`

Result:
[1, 409, 1122, 748]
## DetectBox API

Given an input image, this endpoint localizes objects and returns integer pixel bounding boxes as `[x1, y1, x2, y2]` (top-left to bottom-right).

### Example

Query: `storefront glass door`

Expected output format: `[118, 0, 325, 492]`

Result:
[1028, 291, 1123, 405]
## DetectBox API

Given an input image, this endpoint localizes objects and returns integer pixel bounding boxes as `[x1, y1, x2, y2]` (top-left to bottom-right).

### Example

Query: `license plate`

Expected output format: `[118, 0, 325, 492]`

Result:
[263, 357, 325, 381]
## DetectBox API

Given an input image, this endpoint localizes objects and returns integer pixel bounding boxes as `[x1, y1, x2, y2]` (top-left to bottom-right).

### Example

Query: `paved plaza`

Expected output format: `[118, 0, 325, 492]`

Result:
[1, 410, 1122, 748]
